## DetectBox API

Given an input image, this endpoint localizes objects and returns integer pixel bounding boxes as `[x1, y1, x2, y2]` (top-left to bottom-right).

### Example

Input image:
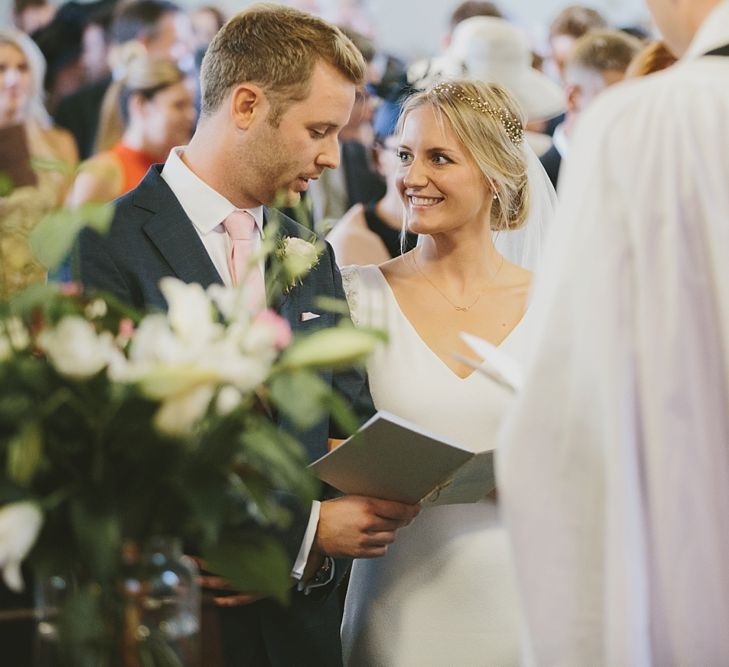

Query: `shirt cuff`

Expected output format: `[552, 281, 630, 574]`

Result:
[291, 500, 320, 581]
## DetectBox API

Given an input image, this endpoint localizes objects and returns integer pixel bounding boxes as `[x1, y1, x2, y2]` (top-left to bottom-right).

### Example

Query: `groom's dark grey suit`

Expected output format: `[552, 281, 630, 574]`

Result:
[78, 164, 375, 666]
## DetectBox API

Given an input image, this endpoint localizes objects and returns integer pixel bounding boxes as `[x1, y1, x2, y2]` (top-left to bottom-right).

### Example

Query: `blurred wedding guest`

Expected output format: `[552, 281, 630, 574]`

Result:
[0, 29, 77, 297]
[327, 0, 375, 38]
[499, 0, 729, 664]
[446, 1, 503, 43]
[12, 0, 56, 35]
[548, 4, 608, 81]
[80, 0, 117, 85]
[54, 0, 194, 159]
[190, 4, 225, 52]
[543, 4, 608, 136]
[341, 78, 555, 666]
[407, 1, 504, 91]
[540, 29, 641, 187]
[31, 1, 88, 111]
[67, 56, 196, 207]
[445, 16, 566, 155]
[327, 91, 417, 266]
[307, 28, 385, 230]
[619, 24, 650, 42]
[626, 39, 678, 77]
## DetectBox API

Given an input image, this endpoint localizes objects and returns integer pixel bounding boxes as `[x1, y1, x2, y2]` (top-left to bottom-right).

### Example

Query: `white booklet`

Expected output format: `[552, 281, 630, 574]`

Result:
[309, 411, 495, 506]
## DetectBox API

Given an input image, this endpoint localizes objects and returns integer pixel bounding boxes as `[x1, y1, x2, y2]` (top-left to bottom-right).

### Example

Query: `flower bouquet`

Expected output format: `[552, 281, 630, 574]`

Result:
[0, 205, 382, 665]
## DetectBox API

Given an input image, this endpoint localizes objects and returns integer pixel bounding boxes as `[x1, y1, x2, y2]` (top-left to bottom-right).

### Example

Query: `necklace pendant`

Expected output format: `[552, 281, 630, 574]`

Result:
[455, 305, 468, 312]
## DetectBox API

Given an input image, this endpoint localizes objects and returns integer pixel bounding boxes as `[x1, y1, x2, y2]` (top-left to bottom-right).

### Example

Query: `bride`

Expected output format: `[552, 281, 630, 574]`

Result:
[340, 79, 554, 666]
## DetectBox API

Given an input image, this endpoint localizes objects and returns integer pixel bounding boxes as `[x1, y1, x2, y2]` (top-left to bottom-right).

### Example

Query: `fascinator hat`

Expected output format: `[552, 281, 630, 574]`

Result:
[446, 17, 565, 122]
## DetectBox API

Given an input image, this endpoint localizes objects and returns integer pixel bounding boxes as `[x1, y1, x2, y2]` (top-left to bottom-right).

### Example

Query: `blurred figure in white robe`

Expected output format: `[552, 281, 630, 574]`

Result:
[497, 0, 729, 665]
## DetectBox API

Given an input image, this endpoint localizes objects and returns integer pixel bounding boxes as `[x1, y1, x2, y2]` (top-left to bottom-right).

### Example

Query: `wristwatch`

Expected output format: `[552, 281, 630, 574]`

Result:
[309, 555, 334, 587]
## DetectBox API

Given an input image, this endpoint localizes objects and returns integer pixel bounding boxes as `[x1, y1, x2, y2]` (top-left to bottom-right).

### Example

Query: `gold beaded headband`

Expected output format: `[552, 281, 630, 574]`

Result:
[431, 81, 525, 146]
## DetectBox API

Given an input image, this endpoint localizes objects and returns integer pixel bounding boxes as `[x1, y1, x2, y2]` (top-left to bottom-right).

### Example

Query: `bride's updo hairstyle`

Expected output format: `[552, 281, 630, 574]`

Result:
[398, 79, 530, 232]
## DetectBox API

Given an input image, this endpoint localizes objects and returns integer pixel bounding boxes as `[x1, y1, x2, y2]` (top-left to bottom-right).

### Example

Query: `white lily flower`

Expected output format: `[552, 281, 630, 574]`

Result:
[216, 385, 243, 416]
[137, 364, 222, 400]
[38, 316, 116, 379]
[246, 310, 292, 353]
[0, 317, 30, 361]
[201, 336, 271, 393]
[160, 278, 221, 345]
[207, 283, 246, 323]
[4, 318, 30, 350]
[154, 385, 215, 437]
[0, 502, 43, 592]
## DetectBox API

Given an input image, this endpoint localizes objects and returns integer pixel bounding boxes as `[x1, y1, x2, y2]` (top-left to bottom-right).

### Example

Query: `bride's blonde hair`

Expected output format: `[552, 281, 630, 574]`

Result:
[398, 79, 530, 232]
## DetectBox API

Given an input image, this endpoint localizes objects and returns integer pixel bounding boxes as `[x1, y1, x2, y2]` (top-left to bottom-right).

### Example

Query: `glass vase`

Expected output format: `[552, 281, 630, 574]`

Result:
[34, 537, 200, 667]
[121, 536, 200, 666]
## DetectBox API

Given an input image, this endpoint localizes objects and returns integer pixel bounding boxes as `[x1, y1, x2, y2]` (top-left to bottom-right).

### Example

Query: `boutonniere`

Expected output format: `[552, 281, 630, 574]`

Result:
[276, 236, 322, 293]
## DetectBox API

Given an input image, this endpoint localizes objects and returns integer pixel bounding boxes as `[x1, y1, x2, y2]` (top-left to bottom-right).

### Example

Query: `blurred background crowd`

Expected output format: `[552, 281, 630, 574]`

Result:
[0, 0, 671, 292]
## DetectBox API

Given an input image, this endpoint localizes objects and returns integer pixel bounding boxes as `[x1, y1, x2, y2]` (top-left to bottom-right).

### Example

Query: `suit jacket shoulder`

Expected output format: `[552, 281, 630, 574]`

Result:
[78, 164, 221, 309]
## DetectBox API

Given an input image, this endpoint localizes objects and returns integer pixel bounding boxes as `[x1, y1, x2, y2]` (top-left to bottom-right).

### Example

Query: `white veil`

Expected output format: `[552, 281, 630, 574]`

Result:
[492, 142, 557, 272]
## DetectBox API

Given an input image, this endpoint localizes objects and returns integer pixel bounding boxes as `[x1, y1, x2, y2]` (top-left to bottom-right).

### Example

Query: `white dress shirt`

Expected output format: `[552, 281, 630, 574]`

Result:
[161, 146, 325, 588]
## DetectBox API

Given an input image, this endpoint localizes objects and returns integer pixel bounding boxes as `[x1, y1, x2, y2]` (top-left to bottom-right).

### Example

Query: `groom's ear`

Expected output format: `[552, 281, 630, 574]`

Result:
[230, 83, 266, 130]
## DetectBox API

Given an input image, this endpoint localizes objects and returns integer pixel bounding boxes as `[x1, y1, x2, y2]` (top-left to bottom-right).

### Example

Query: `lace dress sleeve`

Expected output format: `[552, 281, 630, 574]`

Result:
[340, 265, 362, 327]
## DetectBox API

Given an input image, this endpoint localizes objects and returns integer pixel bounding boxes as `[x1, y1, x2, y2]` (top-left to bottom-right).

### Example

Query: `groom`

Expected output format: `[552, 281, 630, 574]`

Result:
[79, 5, 419, 665]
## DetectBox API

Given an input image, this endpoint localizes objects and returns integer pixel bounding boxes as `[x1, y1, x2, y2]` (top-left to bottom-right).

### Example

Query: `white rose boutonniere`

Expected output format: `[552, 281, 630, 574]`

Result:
[278, 237, 321, 291]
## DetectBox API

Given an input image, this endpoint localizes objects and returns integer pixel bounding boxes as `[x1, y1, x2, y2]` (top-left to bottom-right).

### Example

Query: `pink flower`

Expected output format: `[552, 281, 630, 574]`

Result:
[254, 310, 292, 349]
[118, 318, 135, 339]
[59, 282, 81, 297]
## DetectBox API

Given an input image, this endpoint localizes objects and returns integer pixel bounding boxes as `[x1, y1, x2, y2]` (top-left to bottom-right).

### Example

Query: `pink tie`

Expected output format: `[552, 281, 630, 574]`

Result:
[222, 210, 265, 310]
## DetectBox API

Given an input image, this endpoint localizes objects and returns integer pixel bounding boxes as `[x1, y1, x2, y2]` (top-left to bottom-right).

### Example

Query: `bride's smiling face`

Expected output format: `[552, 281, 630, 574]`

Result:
[396, 104, 493, 236]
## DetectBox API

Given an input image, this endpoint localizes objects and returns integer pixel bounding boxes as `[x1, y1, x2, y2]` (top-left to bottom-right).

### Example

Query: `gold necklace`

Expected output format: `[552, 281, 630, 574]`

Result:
[411, 253, 504, 312]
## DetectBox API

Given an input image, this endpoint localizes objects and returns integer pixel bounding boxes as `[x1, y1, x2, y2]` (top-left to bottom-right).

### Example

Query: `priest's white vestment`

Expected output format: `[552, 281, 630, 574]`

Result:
[498, 3, 729, 665]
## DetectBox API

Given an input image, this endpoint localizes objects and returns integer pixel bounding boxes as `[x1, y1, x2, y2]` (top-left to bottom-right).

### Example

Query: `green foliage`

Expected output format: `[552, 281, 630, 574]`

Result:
[0, 181, 386, 664]
[269, 370, 330, 430]
[202, 533, 293, 605]
[29, 202, 113, 271]
[0, 172, 13, 196]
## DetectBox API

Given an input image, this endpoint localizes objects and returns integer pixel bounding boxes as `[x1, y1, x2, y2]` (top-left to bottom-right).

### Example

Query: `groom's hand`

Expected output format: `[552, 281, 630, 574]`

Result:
[315, 495, 420, 559]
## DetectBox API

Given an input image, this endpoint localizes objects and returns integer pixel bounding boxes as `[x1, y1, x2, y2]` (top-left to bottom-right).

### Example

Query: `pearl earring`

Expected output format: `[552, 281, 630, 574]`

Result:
[493, 193, 498, 200]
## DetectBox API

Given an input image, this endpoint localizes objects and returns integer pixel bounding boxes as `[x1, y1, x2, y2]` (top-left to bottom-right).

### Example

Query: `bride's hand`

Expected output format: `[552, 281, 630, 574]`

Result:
[315, 495, 420, 559]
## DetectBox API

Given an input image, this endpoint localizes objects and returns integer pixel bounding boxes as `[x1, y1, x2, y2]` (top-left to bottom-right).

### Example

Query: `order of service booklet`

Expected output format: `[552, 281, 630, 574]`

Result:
[309, 411, 495, 506]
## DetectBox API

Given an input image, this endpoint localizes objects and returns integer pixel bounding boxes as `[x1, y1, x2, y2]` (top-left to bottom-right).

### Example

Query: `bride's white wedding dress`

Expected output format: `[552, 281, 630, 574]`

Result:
[340, 264, 529, 667]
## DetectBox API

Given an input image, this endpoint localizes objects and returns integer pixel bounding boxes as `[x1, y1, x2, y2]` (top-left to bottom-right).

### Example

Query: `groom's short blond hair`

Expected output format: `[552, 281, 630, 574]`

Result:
[199, 3, 366, 125]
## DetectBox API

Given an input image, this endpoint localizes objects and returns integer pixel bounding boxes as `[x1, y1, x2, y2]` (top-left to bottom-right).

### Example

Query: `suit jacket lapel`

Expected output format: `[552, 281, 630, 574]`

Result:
[136, 166, 223, 289]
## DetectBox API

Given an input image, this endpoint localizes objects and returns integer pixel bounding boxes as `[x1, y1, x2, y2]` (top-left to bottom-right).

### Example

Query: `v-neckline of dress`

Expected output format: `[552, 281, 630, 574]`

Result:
[370, 266, 525, 382]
